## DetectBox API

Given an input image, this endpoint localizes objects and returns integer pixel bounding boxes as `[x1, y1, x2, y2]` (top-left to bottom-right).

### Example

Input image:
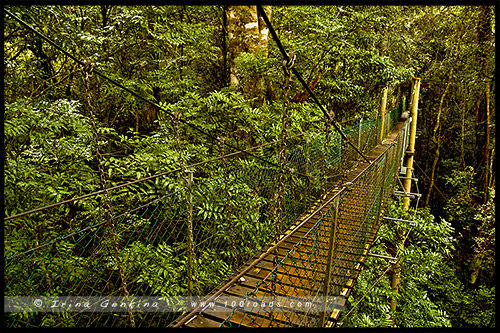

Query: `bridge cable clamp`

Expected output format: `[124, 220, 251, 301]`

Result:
[342, 181, 355, 191]
[282, 49, 296, 80]
[383, 216, 417, 227]
[367, 253, 398, 264]
[392, 190, 422, 198]
[282, 49, 296, 70]
[399, 176, 419, 182]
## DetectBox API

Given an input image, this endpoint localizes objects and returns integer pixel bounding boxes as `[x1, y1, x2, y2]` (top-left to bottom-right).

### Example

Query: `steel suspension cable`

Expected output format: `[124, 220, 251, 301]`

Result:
[256, 5, 371, 164]
[82, 62, 136, 327]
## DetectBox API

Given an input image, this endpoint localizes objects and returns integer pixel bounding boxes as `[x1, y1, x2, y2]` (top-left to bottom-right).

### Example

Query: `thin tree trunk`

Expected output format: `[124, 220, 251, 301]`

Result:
[470, 250, 484, 285]
[221, 5, 229, 86]
[460, 100, 466, 169]
[488, 147, 495, 189]
[482, 81, 491, 203]
[424, 33, 462, 207]
[474, 6, 492, 199]
[425, 145, 440, 208]
[101, 5, 109, 27]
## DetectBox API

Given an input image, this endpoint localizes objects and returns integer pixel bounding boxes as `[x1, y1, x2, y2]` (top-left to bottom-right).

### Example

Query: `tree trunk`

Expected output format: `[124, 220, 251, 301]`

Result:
[226, 5, 271, 100]
[221, 5, 229, 87]
[257, 6, 271, 56]
[474, 6, 492, 201]
[424, 32, 462, 208]
[425, 144, 440, 208]
[28, 38, 53, 94]
[460, 99, 466, 169]
[470, 252, 484, 285]
[291, 72, 322, 103]
[482, 81, 491, 203]
[488, 147, 495, 190]
[227, 5, 259, 87]
[100, 5, 110, 27]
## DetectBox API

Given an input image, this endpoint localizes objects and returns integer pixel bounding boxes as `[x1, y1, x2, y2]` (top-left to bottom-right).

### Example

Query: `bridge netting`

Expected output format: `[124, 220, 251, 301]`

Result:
[216, 120, 406, 327]
[4, 108, 402, 328]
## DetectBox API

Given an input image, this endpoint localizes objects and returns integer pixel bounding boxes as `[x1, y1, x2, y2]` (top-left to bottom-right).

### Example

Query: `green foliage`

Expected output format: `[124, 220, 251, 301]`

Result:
[4, 99, 98, 254]
[273, 6, 413, 120]
[442, 166, 495, 290]
[343, 197, 495, 328]
[443, 165, 478, 226]
[342, 200, 455, 328]
[3, 4, 495, 328]
[128, 241, 187, 296]
[470, 189, 495, 283]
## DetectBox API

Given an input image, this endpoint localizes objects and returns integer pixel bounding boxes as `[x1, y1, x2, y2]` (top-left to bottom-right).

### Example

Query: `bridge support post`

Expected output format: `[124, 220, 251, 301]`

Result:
[319, 195, 340, 327]
[185, 170, 195, 301]
[379, 86, 389, 144]
[358, 118, 362, 154]
[390, 77, 421, 323]
[402, 78, 421, 210]
[305, 134, 311, 210]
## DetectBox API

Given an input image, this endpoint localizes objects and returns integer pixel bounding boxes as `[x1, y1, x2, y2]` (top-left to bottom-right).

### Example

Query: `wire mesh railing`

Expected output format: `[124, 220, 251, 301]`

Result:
[4, 108, 401, 328]
[214, 117, 407, 327]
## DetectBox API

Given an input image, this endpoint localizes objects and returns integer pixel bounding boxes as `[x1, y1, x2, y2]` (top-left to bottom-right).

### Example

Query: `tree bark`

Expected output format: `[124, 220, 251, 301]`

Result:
[28, 38, 53, 92]
[482, 81, 491, 203]
[474, 6, 492, 201]
[460, 99, 466, 169]
[425, 145, 440, 208]
[100, 5, 110, 28]
[291, 72, 322, 103]
[226, 5, 271, 100]
[221, 5, 229, 86]
[227, 6, 259, 87]
[488, 147, 495, 190]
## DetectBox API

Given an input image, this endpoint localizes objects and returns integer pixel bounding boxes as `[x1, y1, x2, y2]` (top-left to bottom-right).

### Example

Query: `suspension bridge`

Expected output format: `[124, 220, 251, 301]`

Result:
[4, 6, 422, 328]
[171, 117, 410, 328]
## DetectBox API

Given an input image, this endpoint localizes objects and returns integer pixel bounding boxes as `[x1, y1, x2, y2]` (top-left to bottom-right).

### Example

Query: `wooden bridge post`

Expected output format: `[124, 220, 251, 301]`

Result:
[185, 170, 195, 301]
[379, 86, 389, 144]
[305, 134, 311, 209]
[319, 195, 340, 327]
[358, 118, 362, 153]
